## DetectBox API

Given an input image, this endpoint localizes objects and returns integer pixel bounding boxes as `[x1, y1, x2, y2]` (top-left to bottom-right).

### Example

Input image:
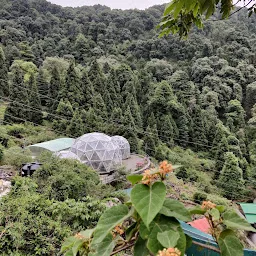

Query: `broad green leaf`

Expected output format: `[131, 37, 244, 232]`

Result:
[139, 221, 150, 240]
[61, 236, 78, 253]
[72, 239, 85, 256]
[222, 210, 256, 232]
[164, 2, 176, 16]
[92, 205, 132, 245]
[131, 182, 166, 228]
[159, 198, 192, 222]
[173, 0, 185, 19]
[176, 225, 187, 256]
[185, 234, 192, 250]
[218, 229, 243, 256]
[216, 205, 226, 213]
[64, 249, 73, 256]
[79, 229, 94, 239]
[134, 235, 150, 256]
[157, 230, 180, 248]
[89, 233, 115, 256]
[126, 222, 137, 241]
[189, 206, 206, 215]
[127, 174, 143, 185]
[209, 208, 220, 221]
[146, 215, 181, 254]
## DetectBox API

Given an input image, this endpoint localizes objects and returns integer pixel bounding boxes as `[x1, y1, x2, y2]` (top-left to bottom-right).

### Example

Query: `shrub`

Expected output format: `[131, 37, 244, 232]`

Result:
[175, 166, 188, 180]
[193, 192, 207, 203]
[2, 146, 32, 169]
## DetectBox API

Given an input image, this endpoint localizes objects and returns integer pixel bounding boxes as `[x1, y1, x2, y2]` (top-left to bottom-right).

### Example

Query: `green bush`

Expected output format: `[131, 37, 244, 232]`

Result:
[33, 154, 113, 201]
[2, 146, 32, 168]
[175, 166, 188, 180]
[0, 144, 4, 162]
[193, 192, 207, 203]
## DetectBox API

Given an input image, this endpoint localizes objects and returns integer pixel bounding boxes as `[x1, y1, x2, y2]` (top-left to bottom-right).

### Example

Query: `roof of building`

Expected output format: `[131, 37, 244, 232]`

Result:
[188, 217, 211, 234]
[239, 203, 256, 224]
[28, 138, 75, 152]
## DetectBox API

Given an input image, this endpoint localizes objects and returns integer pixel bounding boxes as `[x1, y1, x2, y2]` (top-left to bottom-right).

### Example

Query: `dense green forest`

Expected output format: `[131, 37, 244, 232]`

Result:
[1, 0, 256, 254]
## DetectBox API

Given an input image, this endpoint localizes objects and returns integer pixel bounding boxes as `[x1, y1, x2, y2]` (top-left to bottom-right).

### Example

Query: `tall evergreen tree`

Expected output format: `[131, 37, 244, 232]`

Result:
[81, 70, 94, 109]
[52, 99, 73, 133]
[177, 113, 189, 148]
[4, 67, 30, 123]
[218, 152, 244, 200]
[37, 67, 48, 106]
[158, 114, 174, 146]
[28, 73, 43, 124]
[0, 46, 9, 97]
[60, 62, 82, 106]
[67, 109, 84, 137]
[93, 93, 107, 119]
[47, 66, 61, 116]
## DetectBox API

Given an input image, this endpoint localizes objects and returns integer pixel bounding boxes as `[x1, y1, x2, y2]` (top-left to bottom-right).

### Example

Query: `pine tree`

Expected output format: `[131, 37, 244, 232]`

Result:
[143, 125, 156, 156]
[37, 67, 48, 106]
[0, 46, 9, 97]
[28, 73, 43, 124]
[60, 62, 82, 106]
[103, 91, 113, 115]
[47, 66, 61, 116]
[81, 70, 94, 109]
[52, 99, 73, 133]
[191, 106, 208, 151]
[4, 67, 30, 123]
[177, 113, 189, 147]
[158, 115, 174, 146]
[67, 109, 84, 137]
[218, 152, 244, 200]
[93, 93, 107, 119]
[214, 136, 229, 178]
[123, 106, 138, 152]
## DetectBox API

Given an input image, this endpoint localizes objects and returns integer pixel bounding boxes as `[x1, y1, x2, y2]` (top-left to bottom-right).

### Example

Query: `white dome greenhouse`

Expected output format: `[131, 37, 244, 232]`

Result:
[70, 133, 122, 173]
[55, 150, 80, 161]
[111, 136, 130, 160]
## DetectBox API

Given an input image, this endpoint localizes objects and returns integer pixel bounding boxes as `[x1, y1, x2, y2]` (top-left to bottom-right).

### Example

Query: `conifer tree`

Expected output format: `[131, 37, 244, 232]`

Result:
[60, 62, 82, 106]
[191, 106, 208, 151]
[84, 107, 101, 133]
[37, 67, 49, 106]
[103, 91, 113, 115]
[93, 93, 107, 119]
[28, 73, 43, 124]
[52, 99, 73, 133]
[0, 46, 9, 97]
[214, 136, 229, 178]
[4, 67, 30, 123]
[158, 115, 174, 146]
[81, 70, 94, 109]
[67, 109, 84, 137]
[47, 66, 61, 116]
[177, 113, 189, 147]
[218, 152, 244, 200]
[123, 106, 138, 152]
[143, 125, 156, 156]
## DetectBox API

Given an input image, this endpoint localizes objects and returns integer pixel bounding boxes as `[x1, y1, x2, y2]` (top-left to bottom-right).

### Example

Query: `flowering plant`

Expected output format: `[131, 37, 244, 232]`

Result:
[61, 161, 255, 256]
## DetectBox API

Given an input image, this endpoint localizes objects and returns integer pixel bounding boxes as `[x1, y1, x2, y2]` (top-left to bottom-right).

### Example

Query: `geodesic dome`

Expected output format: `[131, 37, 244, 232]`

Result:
[111, 136, 130, 160]
[55, 150, 80, 161]
[70, 133, 122, 173]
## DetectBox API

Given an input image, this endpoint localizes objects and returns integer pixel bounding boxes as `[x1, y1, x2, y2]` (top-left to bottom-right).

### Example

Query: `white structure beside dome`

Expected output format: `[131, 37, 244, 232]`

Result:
[55, 150, 80, 160]
[70, 133, 122, 173]
[111, 136, 130, 160]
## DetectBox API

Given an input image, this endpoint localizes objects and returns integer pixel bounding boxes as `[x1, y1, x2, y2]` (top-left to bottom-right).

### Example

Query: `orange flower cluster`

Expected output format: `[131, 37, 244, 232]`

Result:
[114, 225, 124, 235]
[201, 201, 216, 210]
[142, 169, 158, 185]
[159, 161, 173, 176]
[75, 233, 85, 240]
[157, 248, 181, 256]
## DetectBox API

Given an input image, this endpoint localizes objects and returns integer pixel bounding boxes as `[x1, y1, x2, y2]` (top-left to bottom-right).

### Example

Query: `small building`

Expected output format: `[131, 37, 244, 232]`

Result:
[28, 138, 75, 158]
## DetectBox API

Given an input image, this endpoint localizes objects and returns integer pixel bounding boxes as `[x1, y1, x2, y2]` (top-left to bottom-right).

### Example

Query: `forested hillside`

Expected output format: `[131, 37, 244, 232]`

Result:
[1, 0, 256, 201]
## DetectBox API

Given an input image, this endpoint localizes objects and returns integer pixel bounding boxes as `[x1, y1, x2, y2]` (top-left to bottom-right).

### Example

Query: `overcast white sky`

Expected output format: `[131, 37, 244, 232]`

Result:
[48, 0, 169, 9]
[48, 0, 253, 10]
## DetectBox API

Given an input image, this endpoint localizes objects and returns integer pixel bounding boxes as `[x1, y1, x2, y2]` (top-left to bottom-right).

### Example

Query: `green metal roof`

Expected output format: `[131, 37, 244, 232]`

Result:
[239, 203, 256, 224]
[28, 138, 75, 153]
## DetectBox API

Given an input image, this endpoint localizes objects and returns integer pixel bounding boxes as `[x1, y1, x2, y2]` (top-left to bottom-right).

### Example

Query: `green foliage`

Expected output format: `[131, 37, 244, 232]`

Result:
[193, 192, 207, 203]
[2, 146, 32, 168]
[32, 156, 108, 201]
[159, 0, 256, 37]
[63, 163, 254, 256]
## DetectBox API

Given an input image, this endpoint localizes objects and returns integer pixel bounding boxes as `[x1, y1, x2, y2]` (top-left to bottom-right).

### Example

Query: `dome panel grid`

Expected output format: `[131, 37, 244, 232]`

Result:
[70, 133, 122, 173]
[111, 136, 130, 160]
